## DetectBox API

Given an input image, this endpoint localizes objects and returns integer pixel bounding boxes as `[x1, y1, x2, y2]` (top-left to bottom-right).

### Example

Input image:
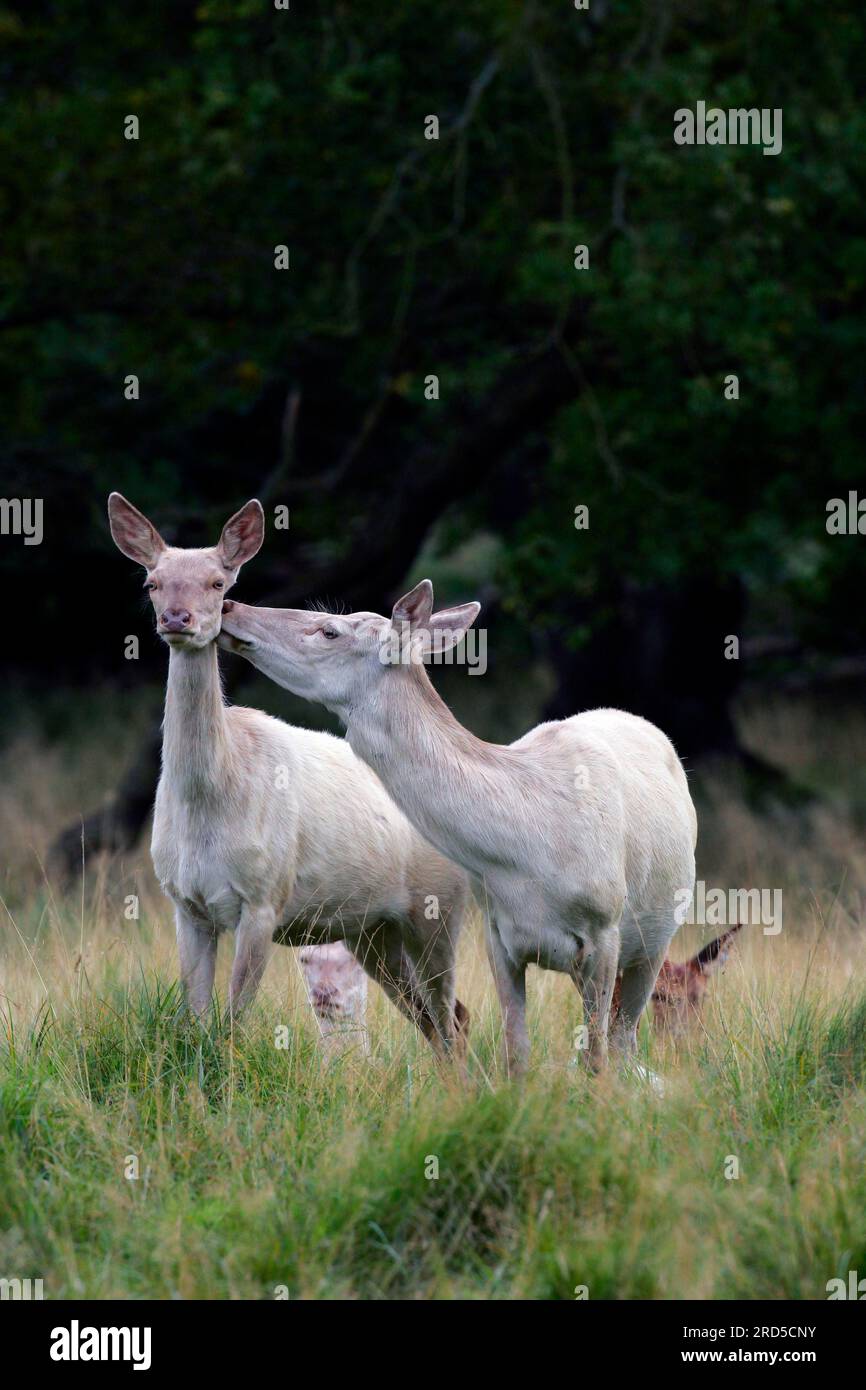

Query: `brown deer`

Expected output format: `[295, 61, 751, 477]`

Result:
[612, 925, 743, 1037]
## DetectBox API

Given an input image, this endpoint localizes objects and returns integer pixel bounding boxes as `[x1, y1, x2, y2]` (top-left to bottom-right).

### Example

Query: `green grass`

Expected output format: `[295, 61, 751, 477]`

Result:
[4, 696, 866, 1299]
[2, 971, 866, 1300]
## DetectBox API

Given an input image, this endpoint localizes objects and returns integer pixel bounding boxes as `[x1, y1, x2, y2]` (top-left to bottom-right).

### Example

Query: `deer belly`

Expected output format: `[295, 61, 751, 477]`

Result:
[285, 869, 399, 933]
[505, 919, 582, 972]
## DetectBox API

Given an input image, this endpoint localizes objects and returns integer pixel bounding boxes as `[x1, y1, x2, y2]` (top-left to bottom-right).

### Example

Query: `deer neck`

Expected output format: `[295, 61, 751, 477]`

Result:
[345, 664, 506, 868]
[162, 642, 233, 802]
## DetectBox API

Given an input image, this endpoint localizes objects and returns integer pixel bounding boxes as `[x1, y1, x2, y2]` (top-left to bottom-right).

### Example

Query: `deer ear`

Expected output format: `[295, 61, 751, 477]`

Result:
[108, 493, 166, 569]
[427, 601, 481, 654]
[392, 579, 434, 629]
[694, 925, 742, 975]
[218, 500, 265, 570]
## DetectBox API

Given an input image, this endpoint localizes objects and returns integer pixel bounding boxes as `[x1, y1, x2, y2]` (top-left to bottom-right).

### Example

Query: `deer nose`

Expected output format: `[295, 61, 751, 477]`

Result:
[161, 607, 192, 632]
[221, 600, 233, 614]
[312, 985, 338, 1009]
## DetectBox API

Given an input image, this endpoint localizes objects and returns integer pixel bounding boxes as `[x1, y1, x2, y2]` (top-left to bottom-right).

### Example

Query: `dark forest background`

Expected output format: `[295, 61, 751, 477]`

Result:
[1, 0, 865, 868]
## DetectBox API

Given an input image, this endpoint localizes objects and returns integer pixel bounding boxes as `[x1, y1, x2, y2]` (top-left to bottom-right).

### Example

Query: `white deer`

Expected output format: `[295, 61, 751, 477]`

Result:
[299, 942, 370, 1058]
[107, 498, 469, 1051]
[219, 582, 697, 1074]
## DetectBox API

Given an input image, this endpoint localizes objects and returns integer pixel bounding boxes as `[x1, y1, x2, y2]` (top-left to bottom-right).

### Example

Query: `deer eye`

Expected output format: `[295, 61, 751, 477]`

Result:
[145, 580, 157, 591]
[212, 580, 225, 590]
[322, 626, 339, 640]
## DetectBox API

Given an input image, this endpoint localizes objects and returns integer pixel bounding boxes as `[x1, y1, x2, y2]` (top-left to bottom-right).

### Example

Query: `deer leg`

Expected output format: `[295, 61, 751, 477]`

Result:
[351, 923, 446, 1053]
[405, 903, 465, 1051]
[572, 921, 620, 1073]
[485, 918, 529, 1077]
[175, 908, 218, 1018]
[226, 904, 276, 1023]
[609, 951, 666, 1055]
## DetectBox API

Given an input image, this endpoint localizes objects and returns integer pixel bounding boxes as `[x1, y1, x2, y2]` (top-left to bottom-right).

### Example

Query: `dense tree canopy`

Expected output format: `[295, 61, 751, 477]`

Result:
[2, 0, 864, 706]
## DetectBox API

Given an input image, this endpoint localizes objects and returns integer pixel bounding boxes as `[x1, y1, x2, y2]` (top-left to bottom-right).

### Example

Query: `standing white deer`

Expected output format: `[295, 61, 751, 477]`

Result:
[107, 498, 469, 1051]
[219, 582, 697, 1074]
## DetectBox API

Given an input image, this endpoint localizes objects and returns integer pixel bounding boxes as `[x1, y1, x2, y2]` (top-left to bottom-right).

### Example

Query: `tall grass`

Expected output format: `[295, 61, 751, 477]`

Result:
[2, 689, 866, 1298]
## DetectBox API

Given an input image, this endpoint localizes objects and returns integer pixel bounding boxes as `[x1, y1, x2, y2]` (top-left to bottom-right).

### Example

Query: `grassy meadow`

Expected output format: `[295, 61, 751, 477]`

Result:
[2, 687, 866, 1299]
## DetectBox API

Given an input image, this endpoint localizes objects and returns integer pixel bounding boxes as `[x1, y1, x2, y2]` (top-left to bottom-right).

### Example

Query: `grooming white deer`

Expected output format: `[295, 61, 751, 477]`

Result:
[107, 497, 469, 1050]
[219, 582, 697, 1075]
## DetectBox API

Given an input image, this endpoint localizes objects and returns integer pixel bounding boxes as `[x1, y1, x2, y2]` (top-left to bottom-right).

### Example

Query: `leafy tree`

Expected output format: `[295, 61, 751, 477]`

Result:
[1, 0, 864, 857]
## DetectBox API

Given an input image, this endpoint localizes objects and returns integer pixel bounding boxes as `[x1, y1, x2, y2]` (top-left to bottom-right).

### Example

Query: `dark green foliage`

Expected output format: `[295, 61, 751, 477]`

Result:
[2, 2, 865, 685]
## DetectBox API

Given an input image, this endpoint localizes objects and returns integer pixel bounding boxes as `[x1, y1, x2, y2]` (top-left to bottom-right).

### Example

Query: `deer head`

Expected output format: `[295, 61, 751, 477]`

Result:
[298, 942, 367, 1023]
[108, 493, 264, 650]
[218, 578, 480, 710]
[649, 925, 743, 1035]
